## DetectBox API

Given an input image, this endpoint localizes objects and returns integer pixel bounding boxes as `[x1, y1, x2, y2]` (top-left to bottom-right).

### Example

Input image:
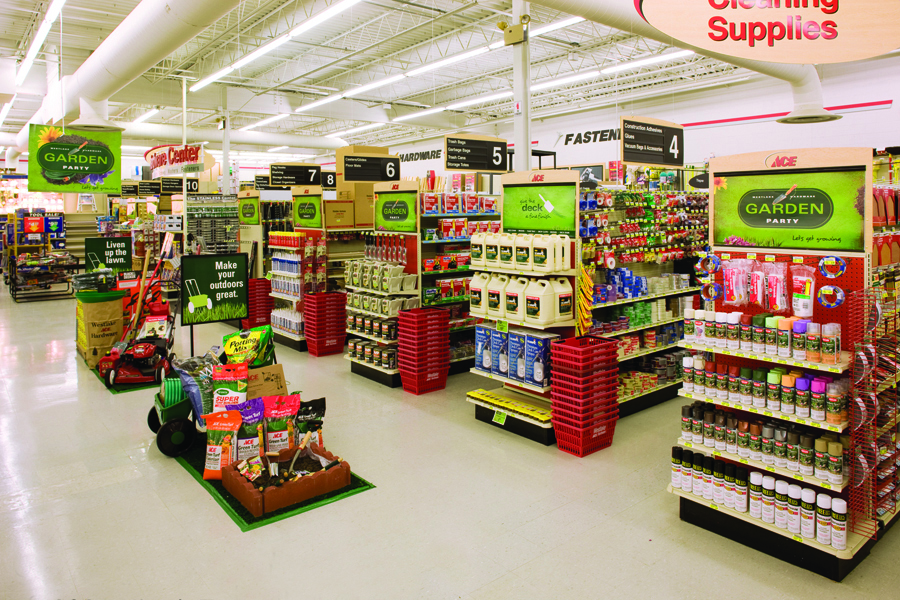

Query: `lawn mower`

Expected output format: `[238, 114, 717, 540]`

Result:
[97, 302, 176, 388]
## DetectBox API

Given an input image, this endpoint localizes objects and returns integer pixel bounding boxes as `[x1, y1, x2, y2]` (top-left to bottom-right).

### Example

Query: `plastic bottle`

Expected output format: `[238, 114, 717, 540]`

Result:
[826, 383, 843, 425]
[749, 471, 763, 518]
[816, 493, 832, 546]
[752, 369, 767, 408]
[715, 413, 727, 452]
[761, 476, 776, 523]
[531, 235, 553, 273]
[775, 480, 789, 529]
[734, 467, 749, 513]
[780, 375, 796, 415]
[681, 449, 694, 493]
[672, 446, 683, 489]
[761, 424, 775, 465]
[691, 406, 704, 444]
[821, 323, 841, 365]
[468, 272, 491, 317]
[766, 372, 782, 412]
[726, 312, 742, 350]
[692, 453, 705, 497]
[703, 410, 716, 448]
[552, 234, 570, 271]
[795, 378, 811, 418]
[739, 367, 753, 405]
[774, 428, 788, 468]
[806, 322, 821, 363]
[484, 231, 500, 267]
[693, 310, 706, 344]
[551, 277, 574, 323]
[684, 308, 695, 342]
[737, 420, 751, 458]
[470, 231, 486, 267]
[514, 234, 533, 272]
[786, 431, 801, 472]
[792, 321, 808, 361]
[726, 416, 738, 455]
[728, 366, 741, 403]
[749, 423, 762, 461]
[787, 484, 802, 534]
[831, 498, 847, 551]
[716, 312, 728, 348]
[716, 364, 729, 400]
[814, 438, 830, 481]
[523, 278, 556, 326]
[682, 359, 695, 394]
[765, 316, 779, 356]
[801, 488, 817, 539]
[810, 380, 827, 422]
[503, 276, 528, 322]
[828, 442, 844, 485]
[777, 318, 793, 358]
[713, 459, 725, 504]
[703, 456, 714, 500]
[799, 435, 815, 477]
[752, 314, 768, 354]
[724, 463, 736, 508]
[486, 274, 510, 319]
[740, 314, 754, 352]
[498, 233, 516, 269]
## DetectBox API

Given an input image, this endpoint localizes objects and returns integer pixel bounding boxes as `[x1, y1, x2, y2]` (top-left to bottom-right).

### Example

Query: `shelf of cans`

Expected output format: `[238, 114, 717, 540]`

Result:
[303, 292, 346, 357]
[618, 347, 693, 403]
[590, 293, 693, 337]
[398, 308, 451, 395]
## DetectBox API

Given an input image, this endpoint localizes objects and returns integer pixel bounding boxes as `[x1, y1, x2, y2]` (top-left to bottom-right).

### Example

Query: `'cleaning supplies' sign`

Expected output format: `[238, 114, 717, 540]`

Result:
[375, 191, 417, 232]
[714, 167, 865, 252]
[293, 194, 322, 229]
[180, 254, 249, 326]
[84, 237, 132, 273]
[28, 125, 121, 194]
[502, 182, 576, 237]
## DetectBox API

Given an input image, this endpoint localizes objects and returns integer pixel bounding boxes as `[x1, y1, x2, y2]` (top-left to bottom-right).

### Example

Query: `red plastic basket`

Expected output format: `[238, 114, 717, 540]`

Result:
[401, 369, 449, 395]
[551, 391, 618, 414]
[553, 415, 618, 457]
[306, 335, 346, 357]
[551, 370, 617, 397]
[398, 308, 450, 323]
[551, 336, 619, 375]
[552, 401, 618, 428]
[399, 358, 450, 372]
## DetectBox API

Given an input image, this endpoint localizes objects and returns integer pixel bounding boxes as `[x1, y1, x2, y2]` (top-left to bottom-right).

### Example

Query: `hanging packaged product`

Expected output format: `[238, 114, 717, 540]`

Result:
[202, 410, 243, 480]
[722, 259, 751, 307]
[212, 363, 249, 412]
[763, 261, 790, 315]
[748, 261, 766, 309]
[790, 264, 816, 318]
[225, 397, 265, 460]
[263, 395, 302, 452]
[817, 256, 846, 279]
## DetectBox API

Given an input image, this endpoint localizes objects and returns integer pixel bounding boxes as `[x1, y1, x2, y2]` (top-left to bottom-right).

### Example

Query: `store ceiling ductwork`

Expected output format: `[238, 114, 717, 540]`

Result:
[6, 0, 342, 166]
[123, 123, 345, 150]
[530, 0, 841, 124]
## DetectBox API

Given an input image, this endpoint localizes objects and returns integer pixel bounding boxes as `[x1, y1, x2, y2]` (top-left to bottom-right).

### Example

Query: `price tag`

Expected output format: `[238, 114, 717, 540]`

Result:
[740, 459, 749, 464]
[710, 503, 719, 510]
[792, 474, 805, 481]
[828, 425, 840, 432]
[713, 451, 722, 457]
[795, 418, 807, 425]
[764, 411, 773, 417]
[492, 411, 507, 425]
[822, 483, 832, 489]
[721, 401, 731, 407]
[765, 255, 776, 262]
[792, 535, 803, 543]
[793, 256, 804, 264]
[749, 407, 759, 413]
[685, 442, 693, 447]
[723, 350, 732, 355]
[735, 352, 745, 358]
[721, 253, 731, 260]
[766, 466, 775, 472]
[776, 359, 787, 365]
[824, 258, 836, 266]
[496, 320, 508, 333]
[747, 253, 757, 260]
[697, 251, 707, 258]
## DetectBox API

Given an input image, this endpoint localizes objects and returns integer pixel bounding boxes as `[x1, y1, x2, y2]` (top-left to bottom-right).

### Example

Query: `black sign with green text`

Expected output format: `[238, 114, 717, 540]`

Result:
[375, 192, 417, 232]
[180, 253, 249, 326]
[84, 237, 132, 273]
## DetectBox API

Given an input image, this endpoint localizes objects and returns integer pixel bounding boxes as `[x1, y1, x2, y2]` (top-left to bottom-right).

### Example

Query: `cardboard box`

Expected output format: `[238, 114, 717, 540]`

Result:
[507, 328, 527, 383]
[77, 343, 115, 369]
[475, 325, 494, 372]
[491, 329, 509, 378]
[354, 196, 374, 227]
[324, 201, 355, 229]
[247, 363, 288, 398]
[525, 332, 559, 388]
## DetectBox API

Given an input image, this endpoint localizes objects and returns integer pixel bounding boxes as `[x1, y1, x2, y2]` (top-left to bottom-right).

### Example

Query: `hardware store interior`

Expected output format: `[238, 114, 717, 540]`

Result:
[4, 0, 900, 597]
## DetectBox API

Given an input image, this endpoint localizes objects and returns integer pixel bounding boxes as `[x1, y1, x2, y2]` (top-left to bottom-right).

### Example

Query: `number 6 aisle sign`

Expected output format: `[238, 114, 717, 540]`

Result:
[444, 134, 508, 174]
[620, 116, 684, 169]
[342, 154, 401, 182]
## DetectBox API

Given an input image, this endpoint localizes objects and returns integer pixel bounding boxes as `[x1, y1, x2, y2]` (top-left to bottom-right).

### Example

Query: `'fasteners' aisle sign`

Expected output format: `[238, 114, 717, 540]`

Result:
[444, 134, 508, 173]
[620, 116, 684, 168]
[501, 170, 578, 238]
[342, 154, 401, 182]
[374, 182, 418, 233]
[180, 254, 249, 326]
[636, 0, 900, 64]
[28, 125, 121, 194]
[270, 163, 321, 186]
[293, 187, 323, 229]
[84, 237, 132, 274]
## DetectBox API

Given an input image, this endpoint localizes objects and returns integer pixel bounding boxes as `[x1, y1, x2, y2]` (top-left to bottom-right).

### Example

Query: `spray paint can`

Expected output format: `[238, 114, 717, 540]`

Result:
[799, 435, 815, 477]
[795, 377, 811, 418]
[828, 442, 844, 485]
[816, 493, 832, 546]
[761, 475, 776, 523]
[714, 413, 727, 452]
[739, 367, 753, 405]
[775, 480, 789, 529]
[693, 453, 705, 498]
[692, 406, 704, 444]
[672, 446, 683, 489]
[814, 438, 830, 481]
[724, 463, 736, 509]
[786, 431, 800, 472]
[737, 420, 751, 458]
[800, 488, 817, 539]
[681, 405, 693, 440]
[774, 428, 788, 468]
[703, 456, 714, 500]
[726, 416, 738, 455]
[734, 467, 749, 513]
[749, 471, 763, 518]
[682, 357, 695, 393]
[728, 365, 741, 403]
[787, 484, 802, 534]
[713, 459, 725, 504]
[749, 423, 762, 461]
[831, 498, 847, 551]
[761, 424, 775, 465]
[681, 449, 694, 493]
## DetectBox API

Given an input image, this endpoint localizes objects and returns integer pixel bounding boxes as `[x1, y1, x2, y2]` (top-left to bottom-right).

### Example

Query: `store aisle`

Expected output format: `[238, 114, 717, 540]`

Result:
[1, 291, 899, 600]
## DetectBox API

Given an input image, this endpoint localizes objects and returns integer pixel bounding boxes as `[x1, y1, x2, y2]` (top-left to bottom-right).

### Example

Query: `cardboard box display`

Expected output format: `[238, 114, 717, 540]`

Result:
[489, 220, 501, 234]
[507, 328, 527, 383]
[247, 364, 289, 398]
[422, 193, 439, 215]
[442, 193, 460, 214]
[354, 196, 374, 227]
[490, 329, 509, 377]
[462, 193, 479, 214]
[481, 196, 498, 214]
[525, 332, 558, 388]
[324, 201, 355, 229]
[475, 326, 494, 372]
[78, 343, 115, 369]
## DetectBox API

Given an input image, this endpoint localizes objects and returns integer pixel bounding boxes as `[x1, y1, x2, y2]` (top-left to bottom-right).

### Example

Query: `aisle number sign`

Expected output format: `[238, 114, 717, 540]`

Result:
[28, 125, 122, 194]
[444, 134, 508, 174]
[620, 117, 684, 168]
[180, 254, 249, 326]
[341, 155, 401, 182]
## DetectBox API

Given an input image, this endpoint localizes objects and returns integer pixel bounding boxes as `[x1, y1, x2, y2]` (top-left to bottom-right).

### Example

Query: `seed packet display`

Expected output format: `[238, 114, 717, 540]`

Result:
[263, 395, 302, 452]
[222, 325, 275, 368]
[172, 351, 221, 427]
[225, 398, 265, 460]
[202, 410, 243, 480]
[212, 363, 248, 412]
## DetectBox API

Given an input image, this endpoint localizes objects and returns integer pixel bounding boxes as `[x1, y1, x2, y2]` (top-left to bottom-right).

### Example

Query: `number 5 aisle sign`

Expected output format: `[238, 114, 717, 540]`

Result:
[444, 134, 508, 174]
[620, 116, 684, 169]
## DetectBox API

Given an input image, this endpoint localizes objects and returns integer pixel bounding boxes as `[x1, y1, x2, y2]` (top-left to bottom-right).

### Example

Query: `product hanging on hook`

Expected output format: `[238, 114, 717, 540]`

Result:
[817, 285, 845, 309]
[817, 256, 847, 279]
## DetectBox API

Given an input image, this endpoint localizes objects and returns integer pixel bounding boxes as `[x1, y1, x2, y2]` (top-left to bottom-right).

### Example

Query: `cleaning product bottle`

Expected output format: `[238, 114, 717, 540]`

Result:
[486, 274, 509, 320]
[498, 232, 516, 269]
[551, 277, 574, 323]
[504, 276, 528, 322]
[484, 230, 500, 267]
[531, 235, 553, 273]
[552, 234, 571, 271]
[468, 272, 490, 317]
[470, 230, 486, 267]
[523, 278, 557, 326]
[514, 234, 533, 272]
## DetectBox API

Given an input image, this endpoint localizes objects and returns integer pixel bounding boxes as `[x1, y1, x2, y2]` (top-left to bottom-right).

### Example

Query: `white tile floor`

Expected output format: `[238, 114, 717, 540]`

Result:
[1, 291, 899, 599]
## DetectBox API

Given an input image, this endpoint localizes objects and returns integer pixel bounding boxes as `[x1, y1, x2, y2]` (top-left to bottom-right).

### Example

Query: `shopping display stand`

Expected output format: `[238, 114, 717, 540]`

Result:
[6, 212, 77, 302]
[668, 147, 893, 581]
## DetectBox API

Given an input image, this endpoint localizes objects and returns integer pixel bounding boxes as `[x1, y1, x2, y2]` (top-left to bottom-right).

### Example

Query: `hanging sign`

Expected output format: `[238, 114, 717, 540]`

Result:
[689, 173, 710, 189]
[341, 154, 401, 182]
[635, 0, 900, 64]
[374, 182, 418, 233]
[137, 181, 161, 197]
[28, 125, 122, 194]
[443, 134, 508, 173]
[322, 171, 337, 190]
[160, 177, 199, 194]
[500, 170, 578, 238]
[84, 237, 133, 273]
[120, 183, 139, 197]
[270, 163, 321, 187]
[254, 175, 278, 191]
[180, 253, 249, 326]
[620, 116, 684, 168]
[146, 144, 213, 179]
[292, 188, 323, 229]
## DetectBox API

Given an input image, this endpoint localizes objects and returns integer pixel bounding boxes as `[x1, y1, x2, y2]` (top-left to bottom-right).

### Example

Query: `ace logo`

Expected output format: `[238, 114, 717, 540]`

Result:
[767, 154, 798, 168]
[391, 184, 400, 190]
[531, 174, 545, 182]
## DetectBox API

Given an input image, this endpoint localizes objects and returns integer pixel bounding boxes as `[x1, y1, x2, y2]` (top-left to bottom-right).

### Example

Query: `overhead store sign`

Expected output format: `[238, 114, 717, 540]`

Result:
[147, 144, 213, 179]
[444, 134, 507, 173]
[160, 177, 199, 194]
[501, 170, 578, 238]
[558, 129, 620, 146]
[399, 149, 442, 162]
[28, 125, 121, 194]
[636, 0, 900, 64]
[137, 180, 161, 196]
[322, 171, 337, 190]
[84, 237, 132, 274]
[270, 163, 321, 186]
[374, 182, 419, 233]
[620, 117, 684, 168]
[341, 154, 401, 182]
[180, 253, 249, 326]
[293, 188, 323, 229]
[119, 183, 139, 197]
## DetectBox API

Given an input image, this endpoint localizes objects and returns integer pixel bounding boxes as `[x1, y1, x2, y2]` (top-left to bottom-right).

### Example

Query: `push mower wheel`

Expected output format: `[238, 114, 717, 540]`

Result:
[156, 418, 195, 457]
[154, 364, 164, 384]
[147, 407, 161, 433]
[105, 368, 116, 389]
[206, 298, 212, 309]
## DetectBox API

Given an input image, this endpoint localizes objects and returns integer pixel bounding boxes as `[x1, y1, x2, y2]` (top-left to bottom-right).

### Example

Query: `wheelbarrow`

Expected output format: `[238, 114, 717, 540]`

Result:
[148, 379, 196, 457]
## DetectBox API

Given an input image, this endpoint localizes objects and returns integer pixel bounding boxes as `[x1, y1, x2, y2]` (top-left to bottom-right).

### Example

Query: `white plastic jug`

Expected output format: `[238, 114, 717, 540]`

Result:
[498, 233, 516, 269]
[469, 272, 490, 317]
[551, 234, 571, 271]
[551, 277, 574, 322]
[514, 234, 533, 272]
[524, 278, 557, 326]
[531, 235, 553, 273]
[470, 231, 486, 267]
[504, 276, 529, 322]
[486, 273, 510, 319]
[484, 232, 500, 268]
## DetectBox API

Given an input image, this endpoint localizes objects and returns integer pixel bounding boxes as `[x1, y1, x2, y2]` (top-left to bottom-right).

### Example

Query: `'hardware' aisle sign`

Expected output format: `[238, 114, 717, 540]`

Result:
[180, 253, 249, 326]
[444, 134, 508, 173]
[28, 125, 122, 194]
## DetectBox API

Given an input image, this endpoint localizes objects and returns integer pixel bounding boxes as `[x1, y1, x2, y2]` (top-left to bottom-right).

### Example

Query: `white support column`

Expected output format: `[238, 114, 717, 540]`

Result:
[222, 112, 231, 194]
[512, 0, 531, 173]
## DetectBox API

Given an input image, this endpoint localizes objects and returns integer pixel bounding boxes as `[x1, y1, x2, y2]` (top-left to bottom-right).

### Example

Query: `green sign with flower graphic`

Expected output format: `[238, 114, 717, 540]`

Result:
[713, 168, 865, 252]
[28, 125, 122, 194]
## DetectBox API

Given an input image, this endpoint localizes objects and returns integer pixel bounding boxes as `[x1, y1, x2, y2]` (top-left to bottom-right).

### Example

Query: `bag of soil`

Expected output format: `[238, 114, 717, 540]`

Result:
[212, 363, 248, 412]
[172, 351, 220, 427]
[223, 325, 275, 368]
[263, 395, 302, 453]
[294, 397, 326, 448]
[202, 410, 243, 480]
[225, 397, 265, 461]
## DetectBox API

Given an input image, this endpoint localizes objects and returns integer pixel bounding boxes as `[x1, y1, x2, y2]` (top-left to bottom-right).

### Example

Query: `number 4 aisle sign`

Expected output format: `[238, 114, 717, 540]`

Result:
[620, 116, 684, 169]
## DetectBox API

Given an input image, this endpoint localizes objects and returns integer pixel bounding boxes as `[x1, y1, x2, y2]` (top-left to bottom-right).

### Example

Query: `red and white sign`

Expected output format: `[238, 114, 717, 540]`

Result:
[636, 0, 900, 64]
[145, 144, 213, 179]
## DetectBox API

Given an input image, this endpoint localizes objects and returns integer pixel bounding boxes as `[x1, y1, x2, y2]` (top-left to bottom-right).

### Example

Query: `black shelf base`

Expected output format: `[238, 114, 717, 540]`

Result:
[448, 357, 475, 376]
[350, 360, 402, 388]
[619, 384, 680, 418]
[474, 404, 556, 446]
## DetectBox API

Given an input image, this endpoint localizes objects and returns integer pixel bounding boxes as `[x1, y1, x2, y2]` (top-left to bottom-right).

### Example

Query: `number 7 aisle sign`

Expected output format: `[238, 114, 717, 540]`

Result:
[444, 134, 508, 174]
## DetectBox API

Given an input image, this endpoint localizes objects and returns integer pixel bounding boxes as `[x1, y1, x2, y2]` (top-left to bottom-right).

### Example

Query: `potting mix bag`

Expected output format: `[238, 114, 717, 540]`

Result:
[295, 397, 327, 447]
[212, 363, 248, 412]
[225, 397, 265, 461]
[263, 395, 302, 453]
[172, 351, 220, 427]
[223, 325, 275, 368]
[202, 410, 243, 480]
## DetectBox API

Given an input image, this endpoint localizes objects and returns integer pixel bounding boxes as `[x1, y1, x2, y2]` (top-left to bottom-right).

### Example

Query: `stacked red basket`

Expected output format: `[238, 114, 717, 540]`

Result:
[398, 308, 450, 395]
[303, 292, 346, 357]
[550, 336, 620, 457]
[241, 278, 274, 329]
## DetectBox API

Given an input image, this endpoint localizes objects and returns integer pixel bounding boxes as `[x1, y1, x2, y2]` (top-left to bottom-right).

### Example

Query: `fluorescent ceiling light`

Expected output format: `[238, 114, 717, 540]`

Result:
[602, 50, 695, 74]
[447, 91, 513, 111]
[291, 0, 362, 37]
[268, 146, 288, 152]
[327, 123, 384, 138]
[16, 0, 67, 86]
[0, 95, 17, 129]
[233, 34, 291, 69]
[296, 94, 343, 113]
[132, 107, 159, 124]
[406, 47, 490, 78]
[343, 74, 405, 98]
[190, 65, 235, 92]
[532, 70, 600, 91]
[392, 107, 446, 122]
[239, 113, 290, 132]
[489, 40, 504, 50]
[530, 16, 585, 38]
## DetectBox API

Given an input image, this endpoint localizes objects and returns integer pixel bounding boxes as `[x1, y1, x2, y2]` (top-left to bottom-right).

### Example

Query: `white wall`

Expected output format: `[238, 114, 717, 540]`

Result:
[393, 55, 900, 179]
